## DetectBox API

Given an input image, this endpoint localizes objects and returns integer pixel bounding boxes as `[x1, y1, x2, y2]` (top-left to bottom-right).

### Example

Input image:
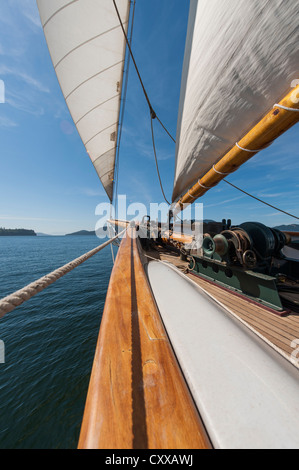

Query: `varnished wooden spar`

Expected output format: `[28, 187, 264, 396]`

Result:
[108, 219, 193, 246]
[107, 218, 129, 229]
[162, 230, 193, 246]
[78, 228, 211, 449]
[174, 85, 299, 211]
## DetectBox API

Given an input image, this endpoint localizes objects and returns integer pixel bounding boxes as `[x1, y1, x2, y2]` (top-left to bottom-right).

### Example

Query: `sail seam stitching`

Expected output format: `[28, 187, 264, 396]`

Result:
[84, 122, 118, 147]
[64, 62, 124, 101]
[54, 25, 128, 70]
[43, 1, 127, 32]
[93, 148, 117, 167]
[75, 95, 119, 125]
[42, 0, 81, 28]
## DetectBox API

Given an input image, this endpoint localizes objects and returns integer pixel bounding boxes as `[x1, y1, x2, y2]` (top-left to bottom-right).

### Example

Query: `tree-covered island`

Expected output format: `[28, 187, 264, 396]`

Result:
[0, 228, 37, 236]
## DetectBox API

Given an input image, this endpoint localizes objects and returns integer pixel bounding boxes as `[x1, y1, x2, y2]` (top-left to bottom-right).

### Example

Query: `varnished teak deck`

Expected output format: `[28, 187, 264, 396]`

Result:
[157, 249, 299, 366]
[78, 230, 211, 449]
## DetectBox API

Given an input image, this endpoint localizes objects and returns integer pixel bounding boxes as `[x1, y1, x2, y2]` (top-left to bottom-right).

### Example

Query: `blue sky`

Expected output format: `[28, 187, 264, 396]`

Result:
[0, 0, 298, 235]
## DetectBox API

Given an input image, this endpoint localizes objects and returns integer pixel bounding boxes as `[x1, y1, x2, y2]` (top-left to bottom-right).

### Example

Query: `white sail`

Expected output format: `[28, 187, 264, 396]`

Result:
[173, 0, 299, 203]
[37, 0, 131, 200]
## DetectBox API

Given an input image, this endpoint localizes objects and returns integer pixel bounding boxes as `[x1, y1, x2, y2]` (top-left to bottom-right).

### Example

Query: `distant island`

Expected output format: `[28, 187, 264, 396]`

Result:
[65, 230, 96, 236]
[0, 228, 37, 236]
[274, 224, 299, 232]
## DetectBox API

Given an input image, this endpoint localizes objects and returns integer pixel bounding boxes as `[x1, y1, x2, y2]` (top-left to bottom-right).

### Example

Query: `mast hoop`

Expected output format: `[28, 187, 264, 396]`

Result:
[273, 104, 299, 112]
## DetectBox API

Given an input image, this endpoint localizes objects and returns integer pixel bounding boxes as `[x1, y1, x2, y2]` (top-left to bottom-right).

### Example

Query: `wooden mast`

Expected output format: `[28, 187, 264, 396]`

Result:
[78, 228, 211, 449]
[174, 85, 299, 212]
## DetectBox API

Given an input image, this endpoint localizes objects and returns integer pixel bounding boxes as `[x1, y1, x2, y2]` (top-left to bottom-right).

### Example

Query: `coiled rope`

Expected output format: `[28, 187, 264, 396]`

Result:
[0, 230, 126, 319]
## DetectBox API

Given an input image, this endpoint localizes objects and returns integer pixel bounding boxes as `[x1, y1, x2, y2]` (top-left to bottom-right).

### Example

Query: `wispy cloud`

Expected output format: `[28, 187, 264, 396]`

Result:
[256, 192, 292, 199]
[204, 195, 245, 209]
[262, 212, 292, 218]
[0, 0, 41, 31]
[0, 65, 50, 93]
[5, 89, 45, 117]
[22, 2, 42, 30]
[80, 188, 106, 198]
[0, 116, 18, 128]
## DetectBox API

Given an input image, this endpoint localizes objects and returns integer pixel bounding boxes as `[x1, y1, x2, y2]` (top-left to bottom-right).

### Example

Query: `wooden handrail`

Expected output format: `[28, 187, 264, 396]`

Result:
[78, 228, 211, 449]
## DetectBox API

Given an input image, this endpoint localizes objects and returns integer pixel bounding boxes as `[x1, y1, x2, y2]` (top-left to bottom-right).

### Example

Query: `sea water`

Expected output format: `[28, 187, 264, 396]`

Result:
[0, 235, 116, 449]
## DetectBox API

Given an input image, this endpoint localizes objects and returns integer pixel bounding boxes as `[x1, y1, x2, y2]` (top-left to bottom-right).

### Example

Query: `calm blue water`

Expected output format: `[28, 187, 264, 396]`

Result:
[0, 236, 116, 449]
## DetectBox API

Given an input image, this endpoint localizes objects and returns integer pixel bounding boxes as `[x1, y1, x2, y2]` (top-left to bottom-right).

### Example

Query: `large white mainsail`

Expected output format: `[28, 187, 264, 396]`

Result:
[37, 0, 131, 201]
[173, 0, 299, 203]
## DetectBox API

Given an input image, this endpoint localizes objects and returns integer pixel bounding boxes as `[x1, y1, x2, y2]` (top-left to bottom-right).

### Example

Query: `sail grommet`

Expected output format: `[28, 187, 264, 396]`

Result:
[273, 104, 299, 113]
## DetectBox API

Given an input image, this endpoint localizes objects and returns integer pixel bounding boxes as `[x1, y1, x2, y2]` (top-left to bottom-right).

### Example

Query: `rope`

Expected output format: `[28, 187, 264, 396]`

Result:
[212, 165, 229, 176]
[235, 141, 270, 153]
[223, 180, 299, 220]
[0, 230, 126, 319]
[198, 179, 213, 190]
[273, 104, 299, 112]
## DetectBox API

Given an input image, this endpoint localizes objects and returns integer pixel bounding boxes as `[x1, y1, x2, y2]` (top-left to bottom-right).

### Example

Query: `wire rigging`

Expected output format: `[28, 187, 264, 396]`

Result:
[156, 115, 176, 144]
[223, 179, 299, 220]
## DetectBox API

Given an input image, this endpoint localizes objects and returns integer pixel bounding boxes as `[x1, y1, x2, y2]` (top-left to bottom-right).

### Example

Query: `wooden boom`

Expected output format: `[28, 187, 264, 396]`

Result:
[78, 228, 211, 449]
[174, 85, 299, 212]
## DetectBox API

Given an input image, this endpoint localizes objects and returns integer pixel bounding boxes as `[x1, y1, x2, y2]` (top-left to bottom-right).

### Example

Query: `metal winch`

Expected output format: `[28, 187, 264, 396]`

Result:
[189, 221, 291, 312]
[202, 222, 289, 272]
